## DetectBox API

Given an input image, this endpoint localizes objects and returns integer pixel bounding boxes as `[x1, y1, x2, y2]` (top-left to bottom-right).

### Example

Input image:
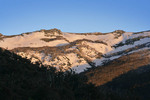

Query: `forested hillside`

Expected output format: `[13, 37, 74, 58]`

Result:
[0, 47, 132, 100]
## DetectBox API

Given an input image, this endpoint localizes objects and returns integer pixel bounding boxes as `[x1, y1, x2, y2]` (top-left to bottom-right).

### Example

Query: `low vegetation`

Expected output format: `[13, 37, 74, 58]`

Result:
[106, 42, 150, 58]
[42, 28, 62, 37]
[133, 30, 150, 34]
[113, 30, 125, 39]
[113, 36, 150, 48]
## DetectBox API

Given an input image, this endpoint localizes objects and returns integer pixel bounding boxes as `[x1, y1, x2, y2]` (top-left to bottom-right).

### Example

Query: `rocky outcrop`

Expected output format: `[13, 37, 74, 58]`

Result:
[41, 28, 62, 37]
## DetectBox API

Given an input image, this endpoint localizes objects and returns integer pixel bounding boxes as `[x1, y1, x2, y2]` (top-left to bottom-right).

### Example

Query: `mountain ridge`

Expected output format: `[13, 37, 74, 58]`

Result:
[0, 28, 150, 73]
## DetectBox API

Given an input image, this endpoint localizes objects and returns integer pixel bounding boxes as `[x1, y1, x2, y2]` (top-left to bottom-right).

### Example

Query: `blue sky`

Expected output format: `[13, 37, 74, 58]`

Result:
[0, 0, 150, 35]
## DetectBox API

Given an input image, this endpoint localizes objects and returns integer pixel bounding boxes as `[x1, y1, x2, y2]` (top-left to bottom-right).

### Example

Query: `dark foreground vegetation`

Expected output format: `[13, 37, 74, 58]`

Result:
[0, 48, 124, 100]
[0, 47, 149, 100]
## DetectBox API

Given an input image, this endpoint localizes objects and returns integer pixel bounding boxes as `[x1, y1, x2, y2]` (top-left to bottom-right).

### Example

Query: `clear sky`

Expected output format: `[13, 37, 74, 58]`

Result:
[0, 0, 150, 35]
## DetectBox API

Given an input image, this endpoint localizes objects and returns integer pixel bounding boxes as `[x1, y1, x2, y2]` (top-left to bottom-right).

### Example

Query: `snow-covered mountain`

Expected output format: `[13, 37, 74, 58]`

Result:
[0, 29, 150, 73]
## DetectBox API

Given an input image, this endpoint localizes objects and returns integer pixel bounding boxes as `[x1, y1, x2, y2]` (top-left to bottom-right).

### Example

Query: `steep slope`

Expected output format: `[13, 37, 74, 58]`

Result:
[0, 29, 150, 72]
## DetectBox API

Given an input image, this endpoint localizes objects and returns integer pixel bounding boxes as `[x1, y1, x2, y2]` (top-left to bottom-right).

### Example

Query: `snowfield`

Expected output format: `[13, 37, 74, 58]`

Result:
[0, 32, 69, 49]
[0, 29, 150, 73]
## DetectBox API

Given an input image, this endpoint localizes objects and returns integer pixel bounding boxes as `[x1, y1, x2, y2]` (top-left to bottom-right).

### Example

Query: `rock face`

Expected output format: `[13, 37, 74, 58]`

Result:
[0, 29, 150, 73]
